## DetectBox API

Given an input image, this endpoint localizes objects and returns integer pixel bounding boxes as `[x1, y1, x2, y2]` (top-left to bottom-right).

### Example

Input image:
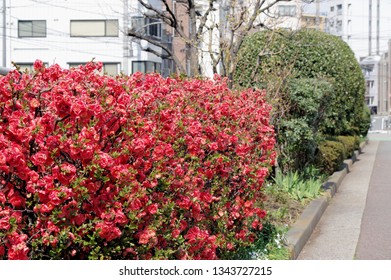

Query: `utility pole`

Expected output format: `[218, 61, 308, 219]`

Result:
[376, 0, 380, 55]
[123, 0, 129, 75]
[315, 0, 320, 30]
[2, 0, 6, 67]
[369, 0, 372, 56]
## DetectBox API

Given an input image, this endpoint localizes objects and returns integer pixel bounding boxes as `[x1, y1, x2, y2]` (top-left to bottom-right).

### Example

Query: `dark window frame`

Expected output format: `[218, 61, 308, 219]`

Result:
[130, 17, 162, 39]
[18, 20, 47, 38]
[132, 61, 162, 74]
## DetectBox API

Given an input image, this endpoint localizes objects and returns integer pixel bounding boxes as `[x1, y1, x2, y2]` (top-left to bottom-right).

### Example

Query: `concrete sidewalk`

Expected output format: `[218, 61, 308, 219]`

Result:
[298, 134, 391, 260]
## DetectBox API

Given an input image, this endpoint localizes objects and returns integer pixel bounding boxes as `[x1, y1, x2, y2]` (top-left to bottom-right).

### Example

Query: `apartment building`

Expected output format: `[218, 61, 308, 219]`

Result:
[378, 40, 391, 115]
[327, 0, 391, 60]
[0, 0, 168, 75]
[263, 0, 302, 30]
[300, 14, 326, 31]
[360, 55, 381, 114]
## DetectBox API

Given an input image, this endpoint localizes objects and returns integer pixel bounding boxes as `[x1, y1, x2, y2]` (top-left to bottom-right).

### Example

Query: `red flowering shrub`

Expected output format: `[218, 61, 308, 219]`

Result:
[0, 60, 275, 260]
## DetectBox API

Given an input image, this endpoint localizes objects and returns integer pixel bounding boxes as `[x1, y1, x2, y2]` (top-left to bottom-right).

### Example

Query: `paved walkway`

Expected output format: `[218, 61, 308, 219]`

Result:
[298, 134, 391, 260]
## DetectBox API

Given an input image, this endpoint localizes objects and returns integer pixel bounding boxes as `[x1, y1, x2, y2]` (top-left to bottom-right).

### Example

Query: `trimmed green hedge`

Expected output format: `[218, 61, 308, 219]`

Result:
[234, 29, 369, 137]
[316, 140, 346, 175]
[276, 78, 334, 171]
[336, 136, 358, 157]
[315, 135, 361, 175]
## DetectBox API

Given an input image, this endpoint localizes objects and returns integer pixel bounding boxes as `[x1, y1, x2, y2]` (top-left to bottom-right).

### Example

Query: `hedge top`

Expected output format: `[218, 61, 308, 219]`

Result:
[234, 29, 367, 136]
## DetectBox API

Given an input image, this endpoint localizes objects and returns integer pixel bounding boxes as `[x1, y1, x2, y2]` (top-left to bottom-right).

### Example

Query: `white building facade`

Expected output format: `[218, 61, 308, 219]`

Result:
[0, 0, 165, 75]
[360, 55, 381, 114]
[327, 0, 391, 60]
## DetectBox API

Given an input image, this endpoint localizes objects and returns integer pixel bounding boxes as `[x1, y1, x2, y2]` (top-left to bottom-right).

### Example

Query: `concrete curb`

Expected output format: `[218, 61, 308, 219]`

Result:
[285, 139, 368, 260]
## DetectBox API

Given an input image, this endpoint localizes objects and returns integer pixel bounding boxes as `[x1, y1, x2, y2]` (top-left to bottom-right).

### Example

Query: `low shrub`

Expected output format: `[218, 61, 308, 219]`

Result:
[354, 135, 361, 150]
[336, 136, 357, 158]
[359, 106, 371, 137]
[315, 140, 346, 175]
[275, 78, 334, 172]
[0, 61, 276, 260]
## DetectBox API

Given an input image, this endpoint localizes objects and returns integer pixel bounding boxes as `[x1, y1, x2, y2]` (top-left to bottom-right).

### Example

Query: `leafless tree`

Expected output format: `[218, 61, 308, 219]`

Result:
[128, 0, 314, 81]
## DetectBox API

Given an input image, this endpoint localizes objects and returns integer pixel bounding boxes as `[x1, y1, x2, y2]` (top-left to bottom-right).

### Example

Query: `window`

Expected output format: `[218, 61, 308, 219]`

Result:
[147, 19, 161, 38]
[367, 80, 374, 88]
[102, 63, 119, 76]
[68, 63, 120, 76]
[132, 61, 161, 74]
[337, 4, 343, 15]
[130, 17, 162, 38]
[336, 20, 342, 32]
[18, 20, 46, 37]
[70, 20, 119, 37]
[277, 5, 297, 17]
[330, 6, 335, 12]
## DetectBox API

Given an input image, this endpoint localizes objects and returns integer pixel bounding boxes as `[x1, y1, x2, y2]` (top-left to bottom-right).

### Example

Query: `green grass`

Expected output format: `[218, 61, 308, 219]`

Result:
[272, 168, 324, 203]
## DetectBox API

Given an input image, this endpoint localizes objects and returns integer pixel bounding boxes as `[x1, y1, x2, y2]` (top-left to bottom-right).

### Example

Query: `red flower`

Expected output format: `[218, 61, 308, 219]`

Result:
[54, 97, 71, 118]
[138, 228, 156, 245]
[33, 59, 44, 71]
[0, 245, 5, 257]
[0, 217, 10, 230]
[114, 209, 128, 226]
[8, 243, 29, 260]
[8, 194, 25, 209]
[96, 151, 114, 169]
[152, 143, 174, 161]
[147, 203, 158, 215]
[96, 221, 122, 242]
[130, 198, 143, 211]
[172, 229, 181, 239]
[0, 64, 275, 260]
[0, 193, 5, 204]
[6, 232, 29, 260]
[177, 195, 192, 210]
[53, 163, 76, 185]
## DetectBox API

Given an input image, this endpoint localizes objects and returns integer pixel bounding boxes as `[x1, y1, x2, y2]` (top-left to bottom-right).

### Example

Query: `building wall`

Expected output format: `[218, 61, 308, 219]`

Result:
[378, 40, 391, 115]
[0, 0, 166, 75]
[165, 0, 189, 76]
[128, 0, 165, 75]
[300, 14, 326, 31]
[264, 0, 302, 30]
[360, 56, 381, 114]
[327, 0, 391, 60]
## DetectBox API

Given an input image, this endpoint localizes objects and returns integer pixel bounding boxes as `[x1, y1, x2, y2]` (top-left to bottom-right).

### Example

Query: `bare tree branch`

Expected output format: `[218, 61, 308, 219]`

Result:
[128, 0, 314, 82]
[127, 29, 185, 73]
[196, 0, 215, 40]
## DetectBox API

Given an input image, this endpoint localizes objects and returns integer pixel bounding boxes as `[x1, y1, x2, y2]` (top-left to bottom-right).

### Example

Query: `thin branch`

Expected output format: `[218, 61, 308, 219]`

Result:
[137, 0, 190, 42]
[196, 0, 215, 40]
[128, 30, 186, 73]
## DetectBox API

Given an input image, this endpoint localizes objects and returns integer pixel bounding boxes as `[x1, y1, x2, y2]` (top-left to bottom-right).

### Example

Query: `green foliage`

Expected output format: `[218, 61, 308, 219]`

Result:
[315, 140, 346, 175]
[359, 105, 371, 137]
[276, 78, 334, 172]
[336, 135, 357, 157]
[273, 170, 323, 202]
[234, 28, 369, 137]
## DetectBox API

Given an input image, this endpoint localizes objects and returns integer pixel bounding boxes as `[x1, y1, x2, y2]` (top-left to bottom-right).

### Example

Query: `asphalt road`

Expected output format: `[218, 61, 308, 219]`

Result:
[355, 136, 391, 259]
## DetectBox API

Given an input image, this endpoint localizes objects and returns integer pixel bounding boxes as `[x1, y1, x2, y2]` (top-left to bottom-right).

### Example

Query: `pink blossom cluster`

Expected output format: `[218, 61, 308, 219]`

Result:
[0, 60, 275, 259]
